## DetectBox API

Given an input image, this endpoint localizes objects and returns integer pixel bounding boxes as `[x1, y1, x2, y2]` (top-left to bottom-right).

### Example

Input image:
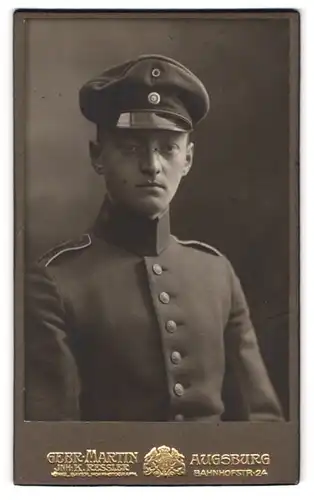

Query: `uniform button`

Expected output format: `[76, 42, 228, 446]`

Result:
[173, 383, 185, 397]
[166, 320, 177, 333]
[174, 414, 184, 422]
[159, 292, 170, 304]
[152, 263, 163, 275]
[170, 351, 182, 364]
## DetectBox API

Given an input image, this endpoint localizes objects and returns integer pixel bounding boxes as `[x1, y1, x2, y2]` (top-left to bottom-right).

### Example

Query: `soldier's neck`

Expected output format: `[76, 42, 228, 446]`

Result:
[93, 198, 171, 256]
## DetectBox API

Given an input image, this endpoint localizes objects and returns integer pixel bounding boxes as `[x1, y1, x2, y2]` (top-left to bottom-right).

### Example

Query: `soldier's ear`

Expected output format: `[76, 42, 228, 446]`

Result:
[182, 142, 194, 177]
[89, 140, 105, 175]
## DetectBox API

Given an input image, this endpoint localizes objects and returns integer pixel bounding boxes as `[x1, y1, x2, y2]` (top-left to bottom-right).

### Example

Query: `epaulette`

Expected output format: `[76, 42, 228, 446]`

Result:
[39, 233, 92, 268]
[174, 237, 223, 257]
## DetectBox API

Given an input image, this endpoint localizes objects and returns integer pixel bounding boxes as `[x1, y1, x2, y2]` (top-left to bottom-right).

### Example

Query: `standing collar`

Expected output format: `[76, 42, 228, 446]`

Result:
[92, 198, 171, 256]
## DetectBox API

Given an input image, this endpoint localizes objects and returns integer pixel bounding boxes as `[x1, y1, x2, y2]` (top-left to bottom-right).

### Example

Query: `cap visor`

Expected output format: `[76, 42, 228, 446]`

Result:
[116, 111, 191, 132]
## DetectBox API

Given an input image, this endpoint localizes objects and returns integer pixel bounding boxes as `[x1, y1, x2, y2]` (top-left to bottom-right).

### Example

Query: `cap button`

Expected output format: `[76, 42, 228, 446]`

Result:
[152, 68, 161, 78]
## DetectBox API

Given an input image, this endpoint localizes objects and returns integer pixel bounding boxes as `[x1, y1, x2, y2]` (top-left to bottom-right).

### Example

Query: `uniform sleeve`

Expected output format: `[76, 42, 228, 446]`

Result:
[25, 263, 81, 420]
[223, 260, 283, 421]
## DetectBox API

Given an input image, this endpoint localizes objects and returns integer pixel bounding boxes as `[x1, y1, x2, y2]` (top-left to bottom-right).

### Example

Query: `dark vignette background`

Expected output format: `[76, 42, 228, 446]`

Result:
[25, 17, 290, 419]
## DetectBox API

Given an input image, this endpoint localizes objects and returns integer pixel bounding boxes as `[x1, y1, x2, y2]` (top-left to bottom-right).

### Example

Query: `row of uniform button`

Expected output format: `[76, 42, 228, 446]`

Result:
[153, 265, 173, 314]
[152, 263, 185, 413]
[152, 265, 177, 333]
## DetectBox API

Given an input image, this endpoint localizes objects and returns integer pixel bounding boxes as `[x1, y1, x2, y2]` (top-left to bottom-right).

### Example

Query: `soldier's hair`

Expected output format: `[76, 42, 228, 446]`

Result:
[96, 125, 113, 143]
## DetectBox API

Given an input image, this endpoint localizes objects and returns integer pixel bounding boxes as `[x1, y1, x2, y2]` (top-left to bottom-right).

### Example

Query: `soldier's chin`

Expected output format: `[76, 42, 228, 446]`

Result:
[131, 198, 168, 219]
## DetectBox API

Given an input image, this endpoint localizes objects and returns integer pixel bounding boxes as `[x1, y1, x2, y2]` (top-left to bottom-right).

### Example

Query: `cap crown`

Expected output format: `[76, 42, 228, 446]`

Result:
[79, 54, 210, 130]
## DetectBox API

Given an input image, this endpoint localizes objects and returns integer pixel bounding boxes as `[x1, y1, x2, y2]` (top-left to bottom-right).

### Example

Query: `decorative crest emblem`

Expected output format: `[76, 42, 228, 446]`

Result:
[143, 445, 186, 477]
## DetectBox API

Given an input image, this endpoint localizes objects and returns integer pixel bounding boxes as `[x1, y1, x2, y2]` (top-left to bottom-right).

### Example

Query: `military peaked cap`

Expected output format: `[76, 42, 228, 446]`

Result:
[79, 54, 210, 132]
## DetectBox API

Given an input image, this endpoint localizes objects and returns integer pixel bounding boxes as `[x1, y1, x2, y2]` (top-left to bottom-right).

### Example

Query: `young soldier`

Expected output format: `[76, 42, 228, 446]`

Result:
[25, 55, 282, 422]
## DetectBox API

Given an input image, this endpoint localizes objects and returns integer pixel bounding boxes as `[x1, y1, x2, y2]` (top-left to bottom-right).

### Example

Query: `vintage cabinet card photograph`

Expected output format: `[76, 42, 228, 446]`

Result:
[14, 9, 299, 485]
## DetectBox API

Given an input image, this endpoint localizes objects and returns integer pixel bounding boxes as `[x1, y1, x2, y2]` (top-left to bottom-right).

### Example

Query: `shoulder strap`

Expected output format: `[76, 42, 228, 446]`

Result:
[173, 236, 222, 257]
[39, 233, 92, 267]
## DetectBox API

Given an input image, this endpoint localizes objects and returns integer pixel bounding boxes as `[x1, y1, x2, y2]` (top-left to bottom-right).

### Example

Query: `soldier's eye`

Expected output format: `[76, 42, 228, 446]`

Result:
[159, 143, 179, 156]
[119, 143, 141, 155]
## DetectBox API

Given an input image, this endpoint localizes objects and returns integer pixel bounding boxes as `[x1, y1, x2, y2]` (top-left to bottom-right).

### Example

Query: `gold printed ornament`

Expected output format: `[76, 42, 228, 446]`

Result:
[143, 446, 186, 477]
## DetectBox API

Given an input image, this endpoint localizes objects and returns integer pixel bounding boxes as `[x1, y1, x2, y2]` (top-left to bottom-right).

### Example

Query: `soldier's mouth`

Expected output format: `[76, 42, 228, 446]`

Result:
[136, 181, 165, 189]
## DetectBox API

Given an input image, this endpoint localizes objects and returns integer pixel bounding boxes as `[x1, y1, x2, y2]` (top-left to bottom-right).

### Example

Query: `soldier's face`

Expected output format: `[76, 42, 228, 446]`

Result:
[90, 128, 194, 218]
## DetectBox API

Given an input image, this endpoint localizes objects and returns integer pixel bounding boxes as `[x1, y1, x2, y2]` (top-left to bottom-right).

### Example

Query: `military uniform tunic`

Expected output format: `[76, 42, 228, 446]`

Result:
[25, 202, 282, 422]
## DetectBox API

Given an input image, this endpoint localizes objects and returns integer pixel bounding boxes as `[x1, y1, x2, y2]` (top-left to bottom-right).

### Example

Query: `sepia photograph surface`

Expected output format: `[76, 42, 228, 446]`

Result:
[14, 10, 299, 485]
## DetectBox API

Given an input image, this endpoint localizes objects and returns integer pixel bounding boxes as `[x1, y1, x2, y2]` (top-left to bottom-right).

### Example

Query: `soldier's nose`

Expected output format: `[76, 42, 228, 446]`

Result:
[140, 148, 162, 176]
